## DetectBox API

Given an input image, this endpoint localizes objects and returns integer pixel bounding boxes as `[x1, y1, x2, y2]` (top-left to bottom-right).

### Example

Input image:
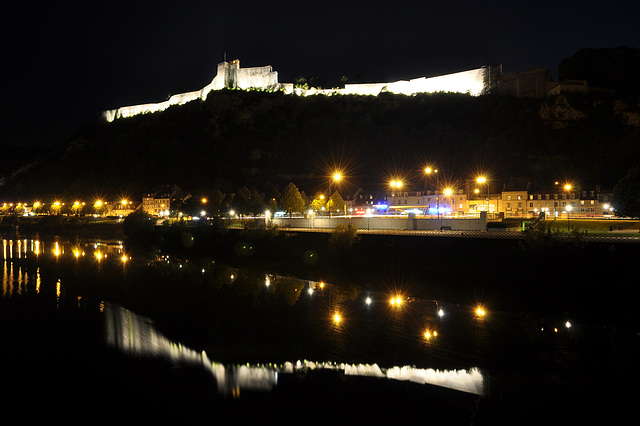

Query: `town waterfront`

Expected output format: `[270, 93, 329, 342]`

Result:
[2, 230, 639, 424]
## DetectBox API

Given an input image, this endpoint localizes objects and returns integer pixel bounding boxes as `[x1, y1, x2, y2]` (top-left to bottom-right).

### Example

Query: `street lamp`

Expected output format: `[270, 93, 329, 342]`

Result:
[442, 188, 452, 229]
[564, 183, 573, 229]
[389, 179, 403, 212]
[477, 176, 489, 213]
[425, 167, 439, 216]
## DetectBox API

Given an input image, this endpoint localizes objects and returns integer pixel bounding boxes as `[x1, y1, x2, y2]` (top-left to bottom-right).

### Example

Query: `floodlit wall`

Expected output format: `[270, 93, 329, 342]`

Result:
[235, 65, 279, 89]
[342, 68, 486, 97]
[102, 61, 492, 122]
[272, 213, 488, 231]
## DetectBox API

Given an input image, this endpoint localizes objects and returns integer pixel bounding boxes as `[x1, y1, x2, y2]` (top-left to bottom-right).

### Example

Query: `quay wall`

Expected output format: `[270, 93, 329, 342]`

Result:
[272, 213, 488, 231]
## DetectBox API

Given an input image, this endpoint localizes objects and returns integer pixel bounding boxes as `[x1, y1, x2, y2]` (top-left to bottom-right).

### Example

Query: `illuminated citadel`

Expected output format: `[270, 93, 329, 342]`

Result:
[102, 59, 502, 122]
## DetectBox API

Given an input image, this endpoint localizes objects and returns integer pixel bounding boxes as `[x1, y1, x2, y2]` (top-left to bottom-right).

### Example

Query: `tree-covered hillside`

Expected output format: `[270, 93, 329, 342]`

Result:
[1, 86, 639, 203]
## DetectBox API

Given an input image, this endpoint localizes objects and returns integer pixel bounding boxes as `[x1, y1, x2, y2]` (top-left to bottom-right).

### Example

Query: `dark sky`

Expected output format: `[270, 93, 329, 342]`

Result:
[3, 0, 639, 148]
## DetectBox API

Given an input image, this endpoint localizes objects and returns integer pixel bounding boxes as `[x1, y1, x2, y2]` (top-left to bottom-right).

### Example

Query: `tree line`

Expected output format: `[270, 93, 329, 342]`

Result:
[180, 182, 346, 218]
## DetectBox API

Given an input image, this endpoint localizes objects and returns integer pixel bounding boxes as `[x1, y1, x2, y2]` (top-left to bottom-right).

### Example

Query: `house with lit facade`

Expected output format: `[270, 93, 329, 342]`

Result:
[142, 193, 171, 216]
[141, 185, 191, 217]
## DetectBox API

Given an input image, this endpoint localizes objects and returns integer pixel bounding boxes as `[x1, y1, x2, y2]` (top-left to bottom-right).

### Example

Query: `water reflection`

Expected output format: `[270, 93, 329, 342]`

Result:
[4, 236, 636, 422]
[2, 237, 488, 396]
[104, 301, 484, 396]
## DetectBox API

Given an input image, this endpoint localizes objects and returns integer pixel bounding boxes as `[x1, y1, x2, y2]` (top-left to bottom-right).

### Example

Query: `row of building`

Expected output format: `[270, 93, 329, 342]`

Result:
[135, 180, 614, 219]
[1, 180, 613, 219]
[347, 180, 615, 218]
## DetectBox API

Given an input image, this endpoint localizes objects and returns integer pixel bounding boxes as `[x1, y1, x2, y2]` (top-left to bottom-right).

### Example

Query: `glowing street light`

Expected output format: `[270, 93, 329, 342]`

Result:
[564, 183, 573, 229]
[443, 188, 453, 221]
[423, 167, 440, 215]
[390, 296, 403, 306]
[477, 176, 489, 212]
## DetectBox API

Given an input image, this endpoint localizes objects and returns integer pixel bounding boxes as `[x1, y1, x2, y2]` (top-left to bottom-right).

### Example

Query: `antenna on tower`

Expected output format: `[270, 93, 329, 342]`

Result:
[224, 51, 227, 62]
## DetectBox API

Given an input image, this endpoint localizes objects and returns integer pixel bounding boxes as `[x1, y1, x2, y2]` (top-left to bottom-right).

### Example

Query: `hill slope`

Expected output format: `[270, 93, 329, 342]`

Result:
[2, 88, 639, 202]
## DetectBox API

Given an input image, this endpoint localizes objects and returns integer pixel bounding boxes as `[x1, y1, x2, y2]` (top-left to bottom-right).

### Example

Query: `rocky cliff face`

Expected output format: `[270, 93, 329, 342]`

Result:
[539, 96, 587, 128]
[540, 95, 640, 129]
[614, 100, 640, 128]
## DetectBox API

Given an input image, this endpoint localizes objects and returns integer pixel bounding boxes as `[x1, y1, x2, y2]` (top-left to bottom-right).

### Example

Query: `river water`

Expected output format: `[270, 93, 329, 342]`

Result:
[1, 236, 637, 424]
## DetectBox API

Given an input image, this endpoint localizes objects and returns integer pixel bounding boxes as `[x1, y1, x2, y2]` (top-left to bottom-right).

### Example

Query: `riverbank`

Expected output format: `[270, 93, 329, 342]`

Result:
[1, 216, 126, 240]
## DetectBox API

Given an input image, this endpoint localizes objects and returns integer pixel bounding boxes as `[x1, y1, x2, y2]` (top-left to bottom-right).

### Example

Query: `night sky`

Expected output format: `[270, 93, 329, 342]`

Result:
[3, 1, 639, 148]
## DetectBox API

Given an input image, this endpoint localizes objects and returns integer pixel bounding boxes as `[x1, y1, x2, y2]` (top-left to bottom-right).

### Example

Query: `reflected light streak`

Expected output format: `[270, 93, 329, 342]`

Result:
[56, 279, 61, 307]
[104, 303, 484, 398]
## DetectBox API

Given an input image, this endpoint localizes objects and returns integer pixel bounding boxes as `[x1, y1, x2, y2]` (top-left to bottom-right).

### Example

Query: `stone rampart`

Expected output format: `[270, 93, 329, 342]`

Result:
[102, 60, 495, 122]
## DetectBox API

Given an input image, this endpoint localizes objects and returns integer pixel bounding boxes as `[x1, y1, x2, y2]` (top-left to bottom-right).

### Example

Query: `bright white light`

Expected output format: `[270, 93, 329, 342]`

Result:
[365, 297, 372, 305]
[565, 321, 572, 328]
[438, 309, 444, 317]
[104, 63, 488, 122]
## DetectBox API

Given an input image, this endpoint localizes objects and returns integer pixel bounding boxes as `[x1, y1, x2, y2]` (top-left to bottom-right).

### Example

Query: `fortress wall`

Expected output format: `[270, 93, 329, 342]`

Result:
[103, 72, 223, 122]
[341, 68, 486, 97]
[343, 83, 388, 96]
[102, 62, 491, 122]
[235, 66, 278, 89]
[408, 68, 486, 95]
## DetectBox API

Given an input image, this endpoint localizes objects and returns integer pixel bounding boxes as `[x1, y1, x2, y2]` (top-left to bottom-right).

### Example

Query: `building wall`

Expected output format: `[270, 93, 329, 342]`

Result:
[142, 195, 171, 216]
[273, 212, 487, 231]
